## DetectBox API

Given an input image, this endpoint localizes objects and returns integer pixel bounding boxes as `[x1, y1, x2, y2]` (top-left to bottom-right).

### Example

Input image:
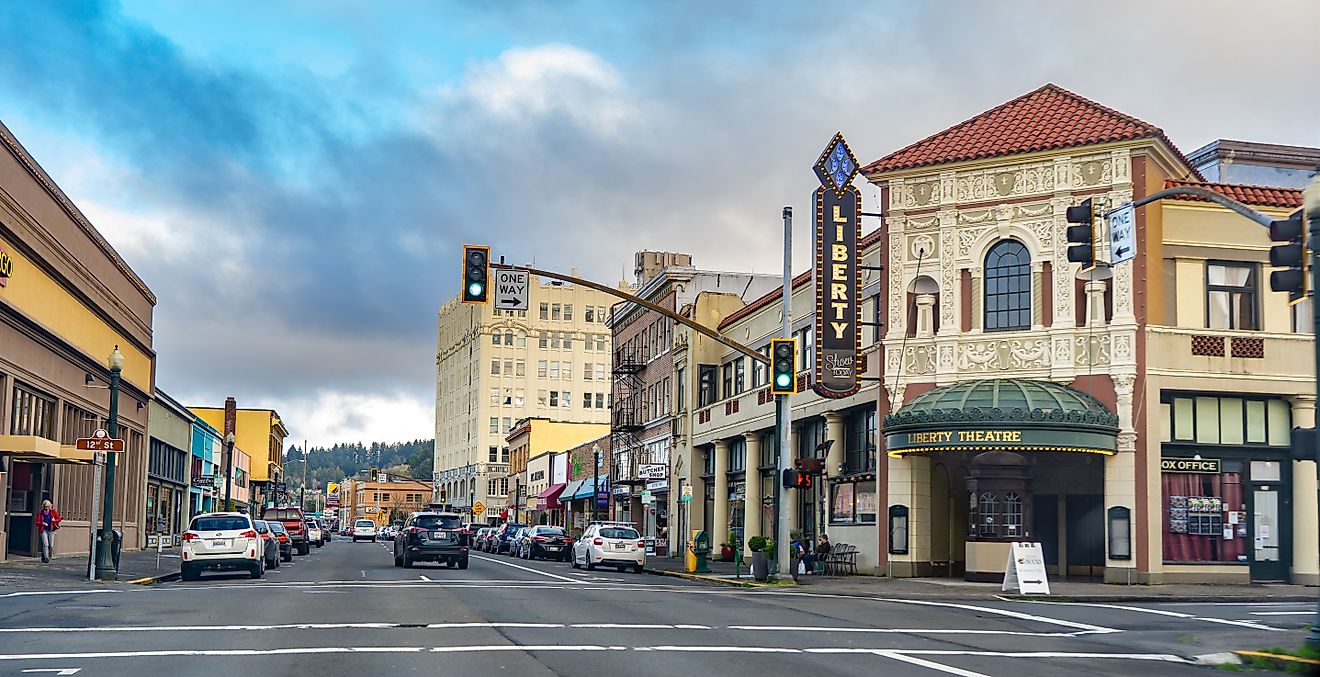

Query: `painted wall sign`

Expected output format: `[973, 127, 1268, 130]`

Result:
[812, 132, 862, 399]
[1160, 457, 1221, 474]
[0, 246, 12, 288]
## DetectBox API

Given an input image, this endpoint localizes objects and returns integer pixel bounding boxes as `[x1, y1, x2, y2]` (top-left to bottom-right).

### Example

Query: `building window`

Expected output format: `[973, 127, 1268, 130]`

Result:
[595, 392, 605, 409]
[1162, 394, 1290, 446]
[583, 393, 593, 409]
[729, 438, 746, 472]
[564, 304, 573, 322]
[538, 361, 548, 378]
[845, 409, 877, 473]
[562, 361, 572, 379]
[489, 418, 499, 434]
[515, 360, 526, 377]
[722, 363, 733, 400]
[597, 306, 607, 323]
[830, 480, 877, 524]
[752, 347, 768, 387]
[698, 365, 718, 407]
[549, 362, 560, 379]
[1293, 298, 1314, 334]
[539, 331, 548, 349]
[676, 367, 686, 411]
[516, 331, 526, 347]
[562, 391, 572, 408]
[502, 418, 511, 434]
[585, 306, 595, 323]
[733, 357, 746, 395]
[1162, 461, 1245, 563]
[1207, 261, 1259, 330]
[584, 363, 593, 380]
[540, 303, 549, 320]
[552, 304, 561, 320]
[489, 388, 500, 406]
[489, 446, 499, 462]
[595, 363, 606, 380]
[550, 391, 560, 407]
[596, 335, 607, 351]
[703, 447, 716, 476]
[984, 239, 1031, 331]
[490, 360, 500, 375]
[538, 390, 548, 407]
[514, 389, 525, 407]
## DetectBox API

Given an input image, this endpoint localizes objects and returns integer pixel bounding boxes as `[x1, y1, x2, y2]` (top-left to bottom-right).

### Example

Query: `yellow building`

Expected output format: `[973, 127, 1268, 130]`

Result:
[0, 119, 156, 560]
[190, 403, 288, 509]
[504, 418, 608, 522]
[342, 477, 433, 527]
[434, 275, 618, 516]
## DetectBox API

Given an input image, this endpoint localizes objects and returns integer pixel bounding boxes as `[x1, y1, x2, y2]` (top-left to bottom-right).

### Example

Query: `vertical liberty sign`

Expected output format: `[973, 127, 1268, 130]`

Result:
[812, 132, 862, 398]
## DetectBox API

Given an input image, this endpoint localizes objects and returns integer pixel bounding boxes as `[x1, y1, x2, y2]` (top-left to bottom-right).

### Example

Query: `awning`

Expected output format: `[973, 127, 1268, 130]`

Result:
[570, 473, 609, 500]
[0, 435, 93, 464]
[535, 483, 566, 510]
[883, 378, 1119, 457]
[559, 480, 585, 504]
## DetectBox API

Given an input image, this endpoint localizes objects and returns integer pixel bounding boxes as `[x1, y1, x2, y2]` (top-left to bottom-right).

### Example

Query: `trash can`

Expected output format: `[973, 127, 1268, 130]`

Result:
[110, 529, 123, 570]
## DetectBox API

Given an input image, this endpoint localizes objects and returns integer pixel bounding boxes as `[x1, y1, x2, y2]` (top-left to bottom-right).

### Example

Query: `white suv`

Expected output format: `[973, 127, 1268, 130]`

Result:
[352, 519, 378, 542]
[572, 522, 645, 573]
[181, 512, 264, 581]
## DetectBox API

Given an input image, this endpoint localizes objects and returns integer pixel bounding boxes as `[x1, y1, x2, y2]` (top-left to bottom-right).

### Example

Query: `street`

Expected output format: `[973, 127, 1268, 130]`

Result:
[0, 538, 1311, 676]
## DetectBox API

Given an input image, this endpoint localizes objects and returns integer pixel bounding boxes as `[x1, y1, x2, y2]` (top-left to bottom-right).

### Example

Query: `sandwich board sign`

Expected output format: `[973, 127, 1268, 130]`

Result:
[1001, 542, 1050, 595]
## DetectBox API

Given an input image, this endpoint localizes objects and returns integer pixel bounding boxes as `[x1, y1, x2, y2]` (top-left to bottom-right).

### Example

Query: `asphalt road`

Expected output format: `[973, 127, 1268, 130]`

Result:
[0, 536, 1311, 676]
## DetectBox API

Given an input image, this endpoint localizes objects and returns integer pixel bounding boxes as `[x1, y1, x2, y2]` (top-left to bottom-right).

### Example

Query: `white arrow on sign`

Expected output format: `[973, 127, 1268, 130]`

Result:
[1107, 203, 1136, 265]
[493, 269, 529, 311]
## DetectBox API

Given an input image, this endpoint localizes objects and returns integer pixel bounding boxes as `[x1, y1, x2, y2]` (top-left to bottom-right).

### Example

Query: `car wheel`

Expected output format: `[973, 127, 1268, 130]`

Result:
[564, 552, 573, 563]
[458, 558, 469, 570]
[181, 565, 200, 581]
[586, 560, 596, 571]
[402, 553, 414, 568]
[616, 566, 627, 573]
[570, 553, 579, 569]
[633, 564, 644, 574]
[250, 564, 263, 579]
[315, 542, 322, 548]
[282, 551, 292, 563]
[297, 543, 310, 556]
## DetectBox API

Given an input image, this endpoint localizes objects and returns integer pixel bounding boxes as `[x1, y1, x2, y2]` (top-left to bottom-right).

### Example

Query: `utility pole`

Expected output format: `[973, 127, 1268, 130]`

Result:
[1301, 176, 1320, 651]
[775, 206, 794, 576]
[93, 346, 124, 581]
[593, 445, 601, 523]
[301, 439, 308, 512]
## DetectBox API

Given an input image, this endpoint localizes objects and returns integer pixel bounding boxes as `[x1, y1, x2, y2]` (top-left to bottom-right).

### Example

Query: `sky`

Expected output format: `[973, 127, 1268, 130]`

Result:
[0, 1, 1316, 448]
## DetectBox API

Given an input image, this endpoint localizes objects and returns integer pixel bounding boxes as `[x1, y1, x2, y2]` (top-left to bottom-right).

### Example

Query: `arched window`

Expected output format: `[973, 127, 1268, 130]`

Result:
[984, 240, 1031, 331]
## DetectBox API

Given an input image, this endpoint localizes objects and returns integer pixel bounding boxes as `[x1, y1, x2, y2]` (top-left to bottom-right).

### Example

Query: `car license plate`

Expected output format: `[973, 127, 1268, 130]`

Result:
[613, 543, 627, 550]
[545, 546, 560, 551]
[211, 539, 229, 547]
[430, 531, 444, 539]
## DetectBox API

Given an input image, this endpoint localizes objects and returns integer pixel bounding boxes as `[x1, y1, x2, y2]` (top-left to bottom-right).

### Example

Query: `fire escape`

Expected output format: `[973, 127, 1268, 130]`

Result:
[611, 343, 645, 489]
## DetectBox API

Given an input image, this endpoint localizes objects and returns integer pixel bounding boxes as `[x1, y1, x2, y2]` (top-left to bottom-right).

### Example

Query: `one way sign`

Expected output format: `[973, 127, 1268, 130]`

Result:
[1107, 203, 1136, 265]
[494, 269, 529, 311]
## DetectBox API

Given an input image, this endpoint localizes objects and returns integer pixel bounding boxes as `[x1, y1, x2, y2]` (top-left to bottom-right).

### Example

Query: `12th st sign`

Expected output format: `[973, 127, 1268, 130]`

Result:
[75, 428, 125, 452]
[494, 269, 529, 311]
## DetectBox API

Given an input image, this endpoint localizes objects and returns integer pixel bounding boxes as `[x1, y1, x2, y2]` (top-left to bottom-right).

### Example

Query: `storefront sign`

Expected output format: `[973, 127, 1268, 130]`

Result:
[812, 133, 862, 399]
[886, 426, 1116, 456]
[1161, 458, 1221, 474]
[638, 463, 666, 480]
[0, 246, 12, 288]
[531, 470, 545, 482]
[645, 480, 668, 491]
[1002, 542, 1050, 595]
[190, 475, 215, 488]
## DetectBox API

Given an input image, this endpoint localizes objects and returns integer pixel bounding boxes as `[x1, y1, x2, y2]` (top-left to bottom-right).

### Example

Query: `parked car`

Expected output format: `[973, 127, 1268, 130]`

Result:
[493, 522, 525, 555]
[394, 511, 468, 569]
[572, 522, 645, 573]
[262, 506, 311, 555]
[305, 518, 325, 547]
[475, 527, 493, 552]
[352, 518, 378, 542]
[268, 521, 294, 561]
[519, 525, 571, 561]
[181, 512, 264, 580]
[506, 527, 532, 557]
[252, 520, 281, 570]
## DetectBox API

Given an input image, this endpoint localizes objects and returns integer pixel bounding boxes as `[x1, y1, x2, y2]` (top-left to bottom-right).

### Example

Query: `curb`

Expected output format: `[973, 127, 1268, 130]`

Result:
[1234, 650, 1320, 671]
[644, 568, 767, 588]
[1001, 593, 1320, 604]
[126, 571, 180, 585]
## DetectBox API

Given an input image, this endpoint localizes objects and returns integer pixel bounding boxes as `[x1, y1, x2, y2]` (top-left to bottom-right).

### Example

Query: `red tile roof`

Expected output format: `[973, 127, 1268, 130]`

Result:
[863, 84, 1191, 175]
[1163, 179, 1302, 210]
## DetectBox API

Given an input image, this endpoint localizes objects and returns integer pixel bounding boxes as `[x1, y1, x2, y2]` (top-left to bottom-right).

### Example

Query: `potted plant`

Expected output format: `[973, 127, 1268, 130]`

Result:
[748, 536, 773, 581]
[720, 540, 734, 562]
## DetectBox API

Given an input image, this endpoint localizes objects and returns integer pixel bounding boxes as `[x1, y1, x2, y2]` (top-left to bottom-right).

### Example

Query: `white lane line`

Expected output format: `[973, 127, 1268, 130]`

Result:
[0, 621, 1070, 636]
[0, 590, 120, 599]
[1250, 611, 1315, 616]
[727, 625, 1097, 638]
[0, 647, 425, 660]
[430, 645, 619, 653]
[762, 594, 1118, 634]
[1012, 599, 1287, 632]
[470, 554, 579, 583]
[21, 669, 81, 675]
[874, 649, 1192, 663]
[874, 651, 989, 677]
[638, 646, 800, 654]
[419, 575, 432, 582]
[569, 624, 707, 630]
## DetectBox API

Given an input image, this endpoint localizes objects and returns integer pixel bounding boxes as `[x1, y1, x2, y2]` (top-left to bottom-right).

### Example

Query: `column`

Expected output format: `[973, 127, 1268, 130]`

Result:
[788, 426, 801, 533]
[712, 439, 730, 553]
[1084, 280, 1107, 328]
[824, 412, 845, 478]
[915, 294, 936, 338]
[1290, 395, 1319, 585]
[743, 433, 763, 547]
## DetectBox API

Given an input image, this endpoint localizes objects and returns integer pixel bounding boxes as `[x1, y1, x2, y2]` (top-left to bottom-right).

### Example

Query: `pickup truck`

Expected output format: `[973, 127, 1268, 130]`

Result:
[261, 506, 311, 555]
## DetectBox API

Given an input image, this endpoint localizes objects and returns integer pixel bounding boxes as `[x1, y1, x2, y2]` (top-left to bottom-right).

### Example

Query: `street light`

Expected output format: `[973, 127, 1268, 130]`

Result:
[93, 346, 124, 581]
[224, 432, 235, 511]
[592, 445, 602, 522]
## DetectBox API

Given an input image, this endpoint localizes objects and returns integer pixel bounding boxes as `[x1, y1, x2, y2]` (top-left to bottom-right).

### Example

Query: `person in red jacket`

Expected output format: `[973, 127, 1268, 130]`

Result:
[36, 500, 61, 563]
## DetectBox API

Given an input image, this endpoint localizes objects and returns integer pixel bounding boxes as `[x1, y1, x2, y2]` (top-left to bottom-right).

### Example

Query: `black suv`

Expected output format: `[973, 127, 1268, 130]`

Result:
[394, 512, 467, 569]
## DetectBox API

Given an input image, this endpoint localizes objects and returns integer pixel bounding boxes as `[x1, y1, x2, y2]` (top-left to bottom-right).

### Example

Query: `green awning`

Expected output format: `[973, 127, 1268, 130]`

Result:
[883, 379, 1119, 457]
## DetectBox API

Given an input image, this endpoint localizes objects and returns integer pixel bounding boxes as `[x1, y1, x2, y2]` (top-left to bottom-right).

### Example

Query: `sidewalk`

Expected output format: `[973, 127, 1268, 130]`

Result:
[0, 547, 181, 589]
[644, 556, 1320, 602]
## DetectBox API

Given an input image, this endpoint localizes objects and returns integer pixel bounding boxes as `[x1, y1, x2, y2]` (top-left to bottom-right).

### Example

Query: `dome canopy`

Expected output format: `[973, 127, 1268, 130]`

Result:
[883, 379, 1118, 457]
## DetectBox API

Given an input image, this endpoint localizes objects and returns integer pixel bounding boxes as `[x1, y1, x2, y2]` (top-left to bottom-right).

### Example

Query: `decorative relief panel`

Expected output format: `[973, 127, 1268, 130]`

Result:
[957, 338, 1052, 373]
[956, 161, 1056, 202]
[903, 345, 937, 375]
[909, 234, 937, 260]
[907, 215, 939, 230]
[1074, 335, 1112, 367]
[888, 237, 905, 336]
[908, 181, 939, 207]
[1071, 155, 1112, 188]
[940, 228, 957, 329]
[1014, 203, 1053, 219]
[958, 227, 992, 258]
[959, 209, 995, 225]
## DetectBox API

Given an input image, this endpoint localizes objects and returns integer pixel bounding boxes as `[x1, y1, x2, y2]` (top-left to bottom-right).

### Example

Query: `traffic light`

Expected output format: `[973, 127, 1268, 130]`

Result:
[462, 245, 489, 304]
[770, 338, 797, 395]
[1268, 209, 1307, 304]
[369, 468, 379, 482]
[1065, 198, 1098, 269]
[782, 468, 813, 489]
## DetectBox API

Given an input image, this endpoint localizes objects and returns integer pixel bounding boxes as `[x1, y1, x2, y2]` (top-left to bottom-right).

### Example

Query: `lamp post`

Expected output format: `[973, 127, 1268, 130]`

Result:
[592, 445, 601, 523]
[223, 432, 235, 511]
[93, 346, 124, 581]
[1302, 175, 1320, 652]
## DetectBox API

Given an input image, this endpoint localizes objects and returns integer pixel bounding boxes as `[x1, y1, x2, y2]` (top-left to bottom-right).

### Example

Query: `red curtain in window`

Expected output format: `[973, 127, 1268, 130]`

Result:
[1162, 472, 1245, 563]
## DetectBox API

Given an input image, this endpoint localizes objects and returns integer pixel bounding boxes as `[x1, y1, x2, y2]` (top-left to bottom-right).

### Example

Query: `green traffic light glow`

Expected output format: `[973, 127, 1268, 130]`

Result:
[775, 374, 791, 387]
[468, 282, 484, 297]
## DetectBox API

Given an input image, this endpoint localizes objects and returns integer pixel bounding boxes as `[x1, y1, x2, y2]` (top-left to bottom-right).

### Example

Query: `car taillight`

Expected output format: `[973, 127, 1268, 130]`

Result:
[533, 536, 547, 542]
[241, 530, 258, 538]
[637, 541, 645, 549]
[182, 532, 199, 541]
[593, 537, 603, 545]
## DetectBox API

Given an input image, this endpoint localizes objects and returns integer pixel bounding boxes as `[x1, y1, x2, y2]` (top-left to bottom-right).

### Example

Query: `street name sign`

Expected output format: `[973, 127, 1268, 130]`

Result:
[472, 501, 486, 517]
[1108, 203, 1136, 265]
[638, 463, 666, 480]
[1001, 542, 1051, 595]
[494, 269, 529, 311]
[75, 429, 124, 452]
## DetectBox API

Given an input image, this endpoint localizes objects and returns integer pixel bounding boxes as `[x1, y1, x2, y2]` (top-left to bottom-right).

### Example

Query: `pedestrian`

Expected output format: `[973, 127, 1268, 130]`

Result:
[36, 500, 61, 563]
[815, 534, 832, 575]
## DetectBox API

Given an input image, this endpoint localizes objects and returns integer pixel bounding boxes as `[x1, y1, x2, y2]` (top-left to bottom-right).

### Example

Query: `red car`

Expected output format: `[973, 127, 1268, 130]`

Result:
[262, 506, 311, 555]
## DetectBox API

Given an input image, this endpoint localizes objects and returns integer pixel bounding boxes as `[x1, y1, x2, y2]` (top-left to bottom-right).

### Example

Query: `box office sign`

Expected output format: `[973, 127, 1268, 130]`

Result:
[812, 132, 862, 399]
[1161, 457, 1221, 474]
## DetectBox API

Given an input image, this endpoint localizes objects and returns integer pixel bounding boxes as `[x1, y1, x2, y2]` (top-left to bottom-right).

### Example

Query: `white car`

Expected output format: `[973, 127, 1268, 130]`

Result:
[305, 520, 323, 548]
[352, 519, 378, 542]
[571, 522, 645, 573]
[181, 512, 264, 581]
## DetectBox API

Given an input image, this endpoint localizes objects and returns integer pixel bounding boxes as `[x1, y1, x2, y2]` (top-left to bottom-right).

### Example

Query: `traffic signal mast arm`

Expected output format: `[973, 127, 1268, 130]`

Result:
[1127, 185, 1274, 227]
[489, 262, 770, 366]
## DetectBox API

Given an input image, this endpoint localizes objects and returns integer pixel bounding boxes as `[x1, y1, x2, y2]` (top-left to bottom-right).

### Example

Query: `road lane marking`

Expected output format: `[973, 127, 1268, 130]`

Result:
[20, 670, 81, 675]
[470, 554, 579, 583]
[727, 625, 1098, 638]
[1011, 599, 1288, 632]
[754, 593, 1118, 634]
[873, 651, 989, 677]
[419, 575, 432, 582]
[1, 590, 120, 599]
[0, 647, 424, 660]
[1250, 611, 1314, 616]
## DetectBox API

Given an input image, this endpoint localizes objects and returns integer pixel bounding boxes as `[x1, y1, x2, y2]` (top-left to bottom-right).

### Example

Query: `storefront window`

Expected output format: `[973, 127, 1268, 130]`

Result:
[1163, 394, 1290, 447]
[830, 480, 876, 525]
[845, 409, 877, 473]
[971, 489, 1023, 539]
[728, 438, 746, 472]
[1162, 462, 1246, 563]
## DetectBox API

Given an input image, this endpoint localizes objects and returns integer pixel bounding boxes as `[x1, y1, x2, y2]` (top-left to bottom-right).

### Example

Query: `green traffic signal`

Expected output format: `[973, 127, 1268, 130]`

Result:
[462, 245, 489, 304]
[770, 338, 797, 395]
